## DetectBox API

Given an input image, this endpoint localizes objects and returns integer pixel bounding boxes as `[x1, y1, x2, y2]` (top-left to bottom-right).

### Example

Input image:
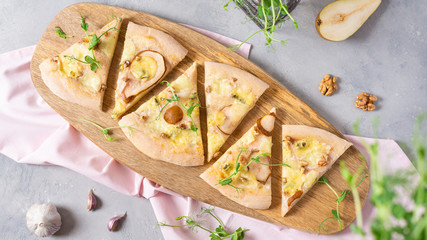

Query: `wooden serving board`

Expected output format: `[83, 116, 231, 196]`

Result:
[30, 3, 370, 234]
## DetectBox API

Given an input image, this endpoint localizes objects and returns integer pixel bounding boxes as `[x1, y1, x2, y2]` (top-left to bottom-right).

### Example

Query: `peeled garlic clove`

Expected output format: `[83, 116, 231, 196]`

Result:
[87, 189, 97, 211]
[26, 203, 62, 237]
[108, 212, 126, 232]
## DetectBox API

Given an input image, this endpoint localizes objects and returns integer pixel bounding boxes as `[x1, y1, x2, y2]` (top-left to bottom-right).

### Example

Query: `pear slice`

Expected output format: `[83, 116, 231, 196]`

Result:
[315, 0, 381, 41]
[125, 50, 166, 98]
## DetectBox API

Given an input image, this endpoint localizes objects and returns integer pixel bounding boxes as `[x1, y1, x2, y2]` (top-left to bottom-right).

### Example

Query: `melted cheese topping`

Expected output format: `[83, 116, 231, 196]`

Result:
[207, 131, 224, 156]
[55, 44, 102, 93]
[282, 168, 318, 196]
[79, 71, 101, 93]
[293, 138, 332, 168]
[59, 44, 91, 79]
[233, 88, 256, 106]
[130, 56, 158, 80]
[134, 73, 201, 152]
[228, 103, 251, 124]
[207, 77, 257, 157]
[212, 152, 260, 191]
[210, 125, 273, 192]
[121, 39, 136, 64]
[210, 78, 256, 107]
[97, 25, 119, 58]
[282, 137, 331, 196]
[208, 111, 226, 127]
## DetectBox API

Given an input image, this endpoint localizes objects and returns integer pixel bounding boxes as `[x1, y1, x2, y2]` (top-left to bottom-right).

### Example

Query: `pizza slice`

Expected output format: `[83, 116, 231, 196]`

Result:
[205, 62, 269, 161]
[39, 17, 122, 110]
[200, 108, 277, 209]
[118, 63, 203, 166]
[281, 125, 352, 216]
[112, 22, 188, 119]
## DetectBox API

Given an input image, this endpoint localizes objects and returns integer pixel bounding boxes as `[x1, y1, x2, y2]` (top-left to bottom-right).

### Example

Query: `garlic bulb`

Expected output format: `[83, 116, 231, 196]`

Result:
[26, 203, 62, 237]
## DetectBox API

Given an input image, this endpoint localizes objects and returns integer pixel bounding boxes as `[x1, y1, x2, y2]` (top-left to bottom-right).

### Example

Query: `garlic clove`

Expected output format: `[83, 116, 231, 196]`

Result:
[26, 203, 62, 237]
[87, 189, 97, 211]
[108, 212, 126, 232]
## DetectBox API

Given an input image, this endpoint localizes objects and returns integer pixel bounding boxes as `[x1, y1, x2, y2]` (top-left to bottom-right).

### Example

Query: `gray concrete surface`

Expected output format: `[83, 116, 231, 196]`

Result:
[0, 0, 426, 239]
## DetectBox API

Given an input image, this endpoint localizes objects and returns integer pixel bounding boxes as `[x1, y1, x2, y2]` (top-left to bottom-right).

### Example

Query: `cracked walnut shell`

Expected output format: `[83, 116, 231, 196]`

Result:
[319, 74, 338, 96]
[355, 92, 377, 111]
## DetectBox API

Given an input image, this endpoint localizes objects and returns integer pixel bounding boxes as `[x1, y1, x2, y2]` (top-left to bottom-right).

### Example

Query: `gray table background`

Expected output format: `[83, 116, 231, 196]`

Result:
[1, 0, 426, 239]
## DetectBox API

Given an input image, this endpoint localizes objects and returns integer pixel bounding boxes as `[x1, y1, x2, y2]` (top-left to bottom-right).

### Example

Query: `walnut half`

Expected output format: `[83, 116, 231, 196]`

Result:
[355, 92, 377, 111]
[319, 74, 338, 96]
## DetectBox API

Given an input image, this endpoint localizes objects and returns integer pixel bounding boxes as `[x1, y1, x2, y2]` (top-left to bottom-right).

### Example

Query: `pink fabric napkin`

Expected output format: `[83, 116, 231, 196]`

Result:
[0, 30, 416, 239]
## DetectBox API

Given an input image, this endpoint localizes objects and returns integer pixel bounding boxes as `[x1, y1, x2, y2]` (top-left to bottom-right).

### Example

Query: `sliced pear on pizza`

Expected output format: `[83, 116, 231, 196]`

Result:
[200, 108, 277, 209]
[119, 63, 203, 166]
[281, 125, 352, 216]
[205, 62, 269, 161]
[39, 17, 122, 110]
[112, 22, 188, 119]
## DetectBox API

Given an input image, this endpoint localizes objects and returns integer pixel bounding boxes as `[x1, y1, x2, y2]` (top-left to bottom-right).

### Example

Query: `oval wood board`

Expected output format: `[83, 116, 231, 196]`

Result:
[30, 2, 370, 234]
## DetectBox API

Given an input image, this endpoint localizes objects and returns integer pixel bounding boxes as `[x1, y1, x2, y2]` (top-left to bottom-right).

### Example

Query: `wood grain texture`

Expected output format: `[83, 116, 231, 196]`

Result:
[30, 3, 370, 234]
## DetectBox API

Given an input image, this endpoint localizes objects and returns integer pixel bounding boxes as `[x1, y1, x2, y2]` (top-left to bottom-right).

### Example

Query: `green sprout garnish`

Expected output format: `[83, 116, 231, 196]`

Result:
[156, 81, 201, 135]
[316, 171, 367, 232]
[64, 15, 120, 72]
[224, 0, 298, 50]
[55, 26, 73, 39]
[158, 207, 249, 240]
[216, 149, 290, 191]
[79, 118, 134, 142]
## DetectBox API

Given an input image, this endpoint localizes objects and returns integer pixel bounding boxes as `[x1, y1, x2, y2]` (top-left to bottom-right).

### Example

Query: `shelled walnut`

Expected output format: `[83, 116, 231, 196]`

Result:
[318, 74, 338, 96]
[355, 92, 377, 111]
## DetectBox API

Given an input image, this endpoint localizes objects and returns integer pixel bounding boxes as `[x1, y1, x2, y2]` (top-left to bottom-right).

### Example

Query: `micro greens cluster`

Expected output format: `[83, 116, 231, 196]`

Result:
[351, 117, 427, 239]
[55, 26, 73, 39]
[216, 149, 289, 191]
[158, 207, 248, 240]
[316, 168, 367, 233]
[156, 81, 201, 135]
[224, 0, 298, 50]
[64, 15, 120, 72]
[79, 118, 134, 142]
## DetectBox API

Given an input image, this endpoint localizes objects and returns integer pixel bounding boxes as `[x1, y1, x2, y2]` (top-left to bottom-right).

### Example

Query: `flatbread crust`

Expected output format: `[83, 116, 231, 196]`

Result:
[281, 125, 352, 216]
[119, 63, 203, 166]
[39, 18, 122, 110]
[205, 62, 269, 161]
[200, 108, 276, 209]
[112, 22, 188, 119]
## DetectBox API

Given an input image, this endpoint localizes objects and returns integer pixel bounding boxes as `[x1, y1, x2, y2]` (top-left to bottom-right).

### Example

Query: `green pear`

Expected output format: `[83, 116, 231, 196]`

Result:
[315, 0, 382, 41]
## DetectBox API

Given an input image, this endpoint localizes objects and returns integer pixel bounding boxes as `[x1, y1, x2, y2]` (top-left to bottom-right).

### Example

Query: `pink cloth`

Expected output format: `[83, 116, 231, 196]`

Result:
[0, 35, 415, 239]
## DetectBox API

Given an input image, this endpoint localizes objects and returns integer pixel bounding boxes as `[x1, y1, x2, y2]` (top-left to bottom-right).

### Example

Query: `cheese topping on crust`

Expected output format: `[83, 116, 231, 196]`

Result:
[131, 65, 202, 154]
[207, 77, 257, 157]
[282, 137, 332, 197]
[209, 125, 273, 192]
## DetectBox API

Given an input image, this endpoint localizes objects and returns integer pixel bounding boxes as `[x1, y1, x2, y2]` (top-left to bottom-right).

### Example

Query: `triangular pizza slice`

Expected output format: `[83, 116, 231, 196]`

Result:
[205, 62, 269, 161]
[39, 17, 122, 110]
[112, 22, 188, 119]
[119, 63, 203, 166]
[200, 108, 277, 209]
[281, 125, 352, 216]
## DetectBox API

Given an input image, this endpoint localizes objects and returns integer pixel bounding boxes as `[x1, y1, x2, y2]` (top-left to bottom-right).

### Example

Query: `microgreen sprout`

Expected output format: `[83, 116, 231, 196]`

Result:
[64, 15, 120, 72]
[158, 207, 249, 240]
[217, 149, 290, 191]
[79, 118, 134, 141]
[63, 55, 101, 72]
[316, 170, 367, 233]
[55, 26, 73, 39]
[225, 0, 298, 50]
[156, 81, 201, 135]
